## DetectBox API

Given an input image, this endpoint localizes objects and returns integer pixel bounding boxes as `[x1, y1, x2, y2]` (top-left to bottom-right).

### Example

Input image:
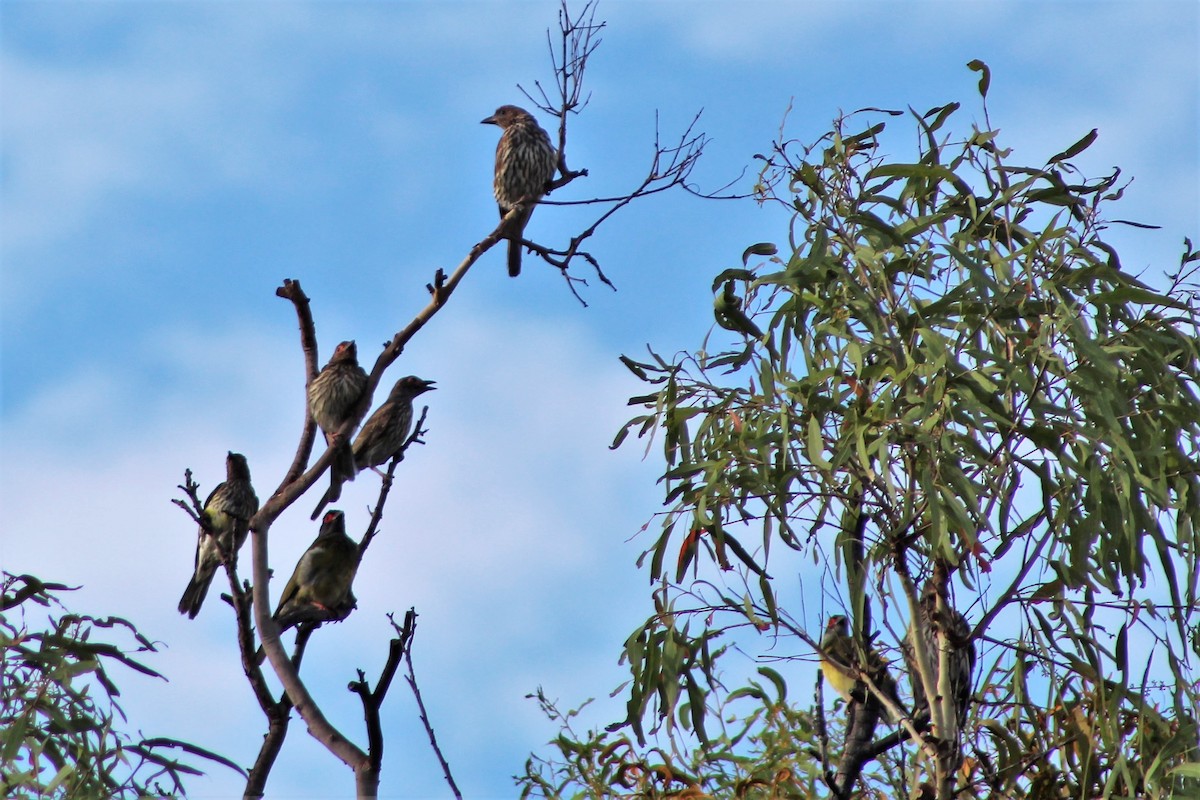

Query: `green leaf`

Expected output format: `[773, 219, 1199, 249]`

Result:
[1048, 128, 1098, 164]
[1169, 763, 1200, 778]
[805, 416, 831, 470]
[742, 243, 778, 265]
[756, 667, 788, 703]
[868, 162, 961, 184]
[1092, 286, 1187, 311]
[967, 59, 990, 98]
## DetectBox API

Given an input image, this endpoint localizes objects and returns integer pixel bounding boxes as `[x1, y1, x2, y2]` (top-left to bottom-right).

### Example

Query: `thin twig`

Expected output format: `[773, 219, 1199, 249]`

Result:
[358, 406, 430, 562]
[172, 469, 211, 532]
[275, 279, 320, 488]
[349, 610, 418, 780]
[401, 612, 462, 800]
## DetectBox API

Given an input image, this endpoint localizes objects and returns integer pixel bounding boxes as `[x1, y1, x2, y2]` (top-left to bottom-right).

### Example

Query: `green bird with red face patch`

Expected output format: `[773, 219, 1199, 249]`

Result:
[274, 510, 360, 632]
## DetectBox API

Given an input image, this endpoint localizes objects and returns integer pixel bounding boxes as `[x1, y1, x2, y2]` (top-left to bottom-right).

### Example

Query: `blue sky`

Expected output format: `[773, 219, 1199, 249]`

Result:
[2, 1, 1197, 797]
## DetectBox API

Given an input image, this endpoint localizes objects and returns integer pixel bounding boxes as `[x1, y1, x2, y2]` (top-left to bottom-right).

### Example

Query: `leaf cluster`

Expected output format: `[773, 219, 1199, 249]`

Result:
[520, 672, 829, 799]
[0, 573, 238, 799]
[585, 64, 1200, 798]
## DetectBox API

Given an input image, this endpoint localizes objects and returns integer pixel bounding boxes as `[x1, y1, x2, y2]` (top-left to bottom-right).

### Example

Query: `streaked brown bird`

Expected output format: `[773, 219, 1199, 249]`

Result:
[308, 340, 368, 504]
[311, 375, 436, 519]
[273, 510, 359, 632]
[902, 580, 975, 731]
[308, 340, 369, 437]
[178, 452, 259, 619]
[481, 104, 557, 277]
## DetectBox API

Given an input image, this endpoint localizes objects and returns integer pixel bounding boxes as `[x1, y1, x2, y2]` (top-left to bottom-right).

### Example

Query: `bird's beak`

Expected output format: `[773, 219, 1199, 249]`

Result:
[481, 115, 496, 125]
[421, 380, 437, 393]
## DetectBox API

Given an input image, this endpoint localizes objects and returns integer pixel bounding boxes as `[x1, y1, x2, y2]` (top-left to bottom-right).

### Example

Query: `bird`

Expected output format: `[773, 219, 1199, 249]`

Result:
[178, 452, 259, 619]
[311, 375, 436, 519]
[820, 615, 860, 704]
[481, 104, 558, 277]
[819, 614, 901, 724]
[902, 579, 976, 731]
[308, 340, 369, 508]
[273, 510, 360, 633]
[308, 340, 369, 438]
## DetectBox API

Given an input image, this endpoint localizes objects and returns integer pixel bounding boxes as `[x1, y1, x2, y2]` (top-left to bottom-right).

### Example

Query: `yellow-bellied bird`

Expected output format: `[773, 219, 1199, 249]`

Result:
[178, 452, 259, 619]
[820, 614, 901, 723]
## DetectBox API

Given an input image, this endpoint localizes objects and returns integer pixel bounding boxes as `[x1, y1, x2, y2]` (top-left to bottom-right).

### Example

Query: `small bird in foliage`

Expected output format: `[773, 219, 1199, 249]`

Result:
[273, 510, 360, 633]
[310, 376, 436, 520]
[178, 452, 259, 619]
[819, 614, 901, 724]
[820, 615, 859, 703]
[482, 104, 557, 277]
[308, 340, 369, 507]
[902, 579, 975, 730]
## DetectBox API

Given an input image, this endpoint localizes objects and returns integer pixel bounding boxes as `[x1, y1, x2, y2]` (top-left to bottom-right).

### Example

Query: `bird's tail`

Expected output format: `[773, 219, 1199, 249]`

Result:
[311, 444, 356, 520]
[311, 483, 339, 521]
[177, 568, 215, 619]
[507, 239, 522, 277]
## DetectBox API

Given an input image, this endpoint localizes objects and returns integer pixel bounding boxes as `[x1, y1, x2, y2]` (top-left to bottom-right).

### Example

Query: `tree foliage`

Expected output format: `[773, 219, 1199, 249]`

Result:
[523, 64, 1200, 799]
[0, 573, 238, 799]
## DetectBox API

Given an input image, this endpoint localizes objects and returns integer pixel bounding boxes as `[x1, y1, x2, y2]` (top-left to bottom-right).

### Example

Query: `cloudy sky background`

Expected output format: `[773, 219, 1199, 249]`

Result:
[2, 1, 1197, 797]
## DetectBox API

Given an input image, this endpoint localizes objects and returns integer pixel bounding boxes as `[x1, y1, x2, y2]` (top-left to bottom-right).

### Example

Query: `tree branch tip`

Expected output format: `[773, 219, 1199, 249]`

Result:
[275, 278, 308, 300]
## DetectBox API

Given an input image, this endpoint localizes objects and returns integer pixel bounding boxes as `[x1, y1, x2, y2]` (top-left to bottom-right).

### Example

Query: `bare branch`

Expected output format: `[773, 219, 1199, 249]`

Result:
[525, 110, 712, 295]
[522, 0, 604, 173]
[230, 559, 313, 797]
[349, 608, 419, 787]
[401, 612, 462, 800]
[250, 521, 368, 775]
[358, 406, 430, 562]
[252, 238, 490, 531]
[275, 279, 320, 488]
[172, 469, 210, 531]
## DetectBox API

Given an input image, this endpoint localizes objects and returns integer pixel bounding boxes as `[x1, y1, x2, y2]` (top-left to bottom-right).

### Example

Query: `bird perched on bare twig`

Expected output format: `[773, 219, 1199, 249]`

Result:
[308, 340, 368, 506]
[178, 452, 259, 618]
[482, 104, 557, 277]
[902, 580, 975, 730]
[273, 510, 359, 632]
[311, 375, 436, 519]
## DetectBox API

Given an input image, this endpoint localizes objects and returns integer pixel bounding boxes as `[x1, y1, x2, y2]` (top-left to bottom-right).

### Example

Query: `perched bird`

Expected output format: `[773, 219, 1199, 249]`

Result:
[308, 340, 369, 507]
[820, 615, 859, 704]
[819, 614, 901, 724]
[178, 452, 259, 619]
[353, 376, 436, 471]
[902, 580, 976, 731]
[481, 104, 557, 277]
[311, 376, 436, 520]
[308, 340, 369, 438]
[273, 510, 360, 633]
